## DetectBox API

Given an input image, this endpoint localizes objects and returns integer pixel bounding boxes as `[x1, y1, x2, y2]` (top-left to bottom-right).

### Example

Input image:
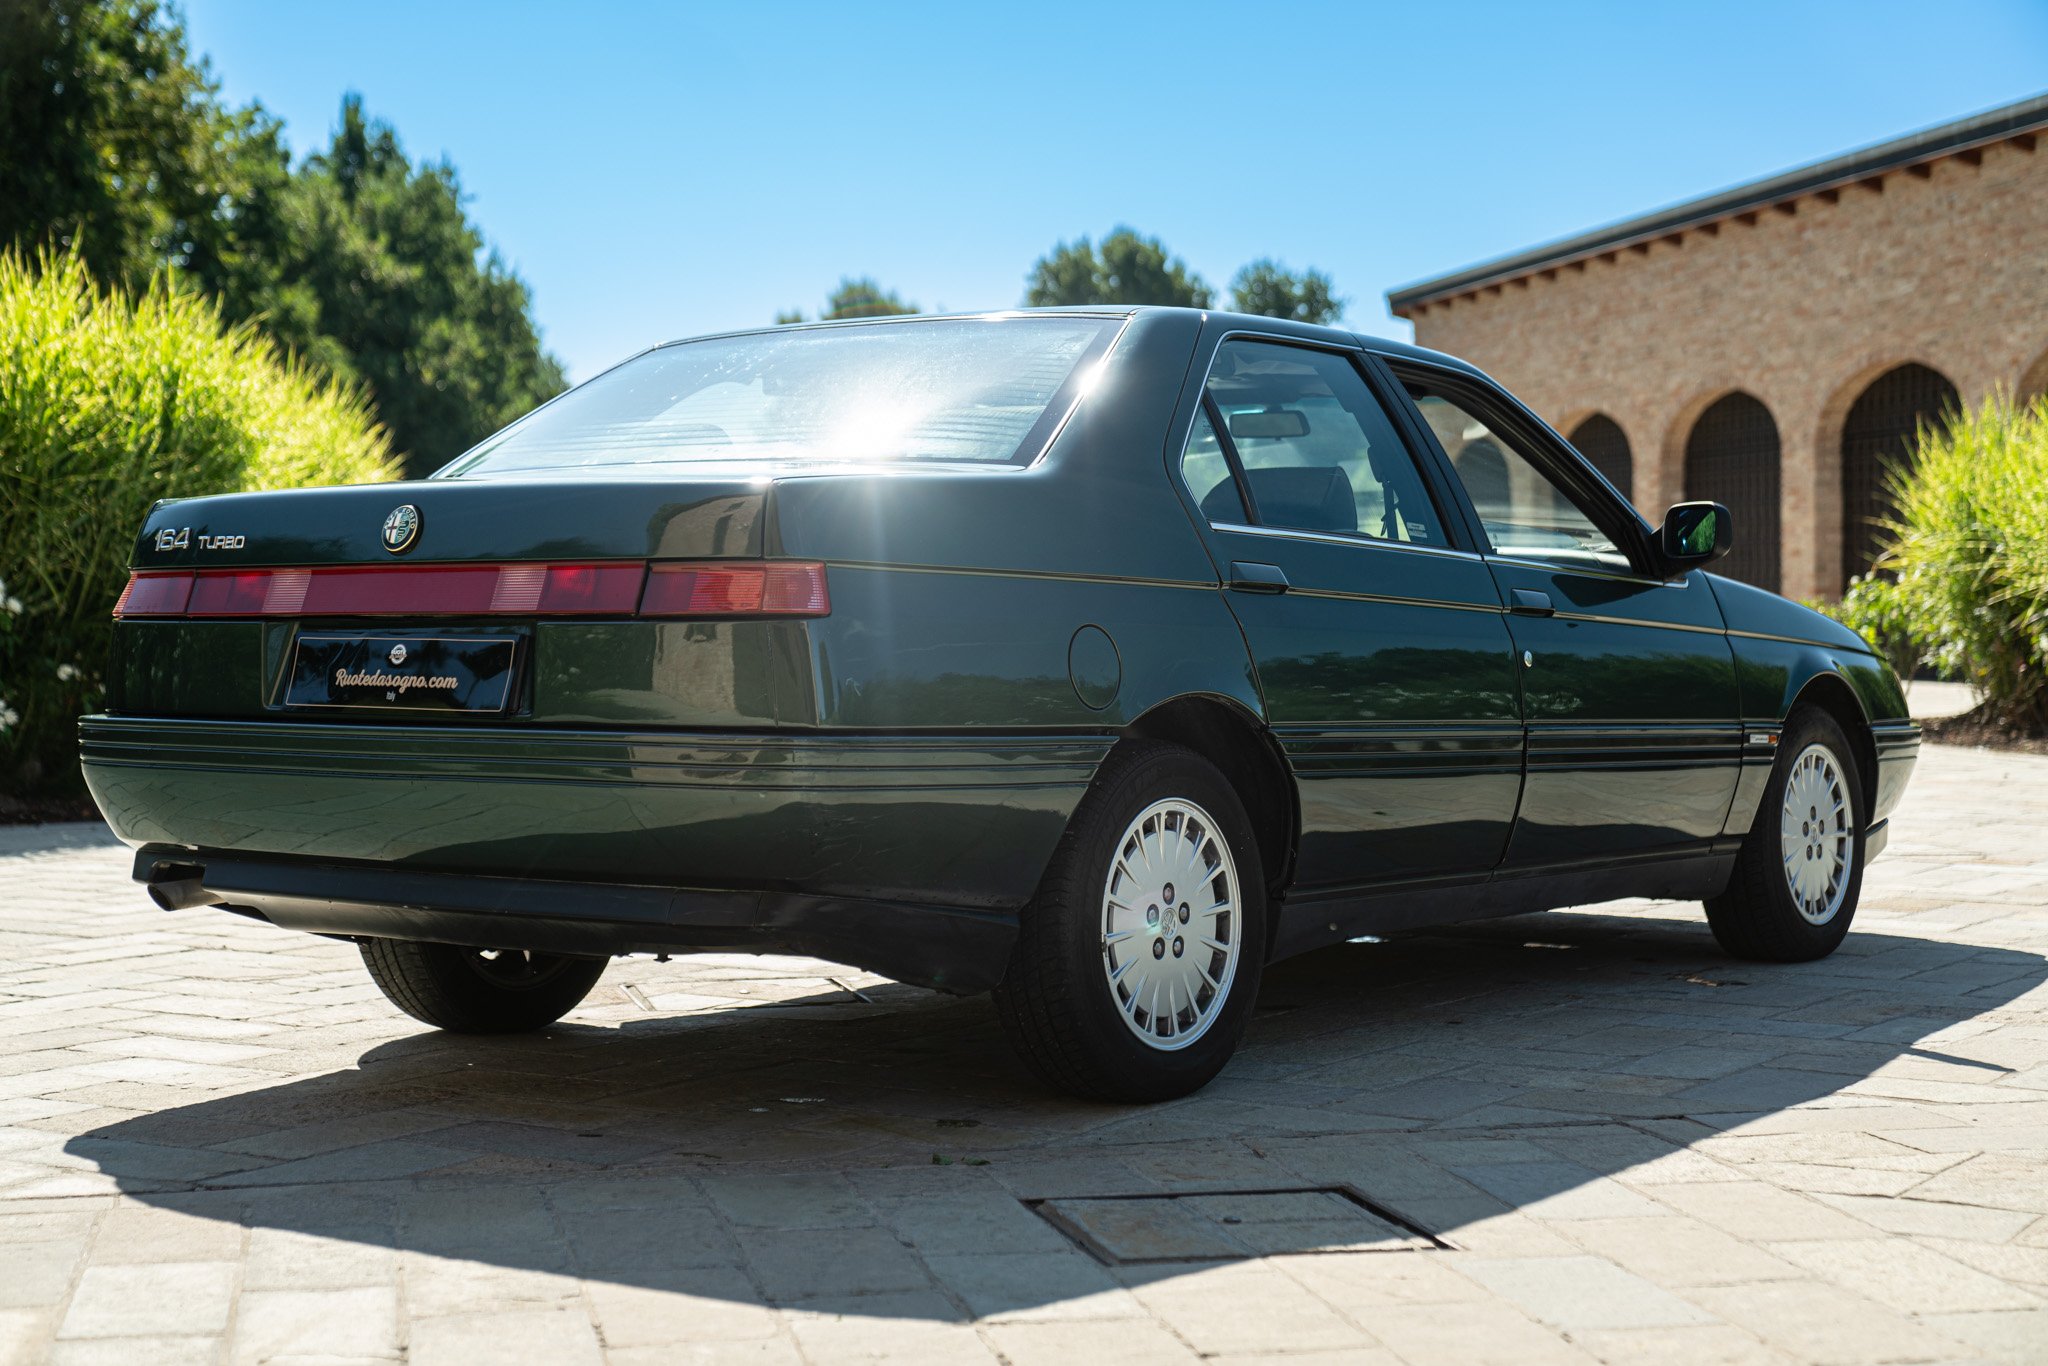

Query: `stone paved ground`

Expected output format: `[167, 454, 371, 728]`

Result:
[1, 743, 2045, 1365]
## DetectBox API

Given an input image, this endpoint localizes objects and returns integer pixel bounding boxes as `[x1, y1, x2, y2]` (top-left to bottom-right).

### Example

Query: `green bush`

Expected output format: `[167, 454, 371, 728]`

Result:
[1817, 573, 1920, 684]
[1874, 392, 2048, 728]
[0, 250, 397, 796]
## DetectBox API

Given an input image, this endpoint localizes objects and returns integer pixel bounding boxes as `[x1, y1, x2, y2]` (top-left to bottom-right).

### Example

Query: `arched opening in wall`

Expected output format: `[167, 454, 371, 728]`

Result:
[1839, 363, 1959, 588]
[1566, 414, 1633, 502]
[1684, 393, 1781, 591]
[2020, 346, 2048, 405]
[1454, 438, 1510, 513]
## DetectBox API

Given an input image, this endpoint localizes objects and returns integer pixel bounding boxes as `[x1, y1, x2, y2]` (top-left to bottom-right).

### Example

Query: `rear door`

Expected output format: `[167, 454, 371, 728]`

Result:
[1384, 359, 1743, 867]
[1173, 330, 1524, 894]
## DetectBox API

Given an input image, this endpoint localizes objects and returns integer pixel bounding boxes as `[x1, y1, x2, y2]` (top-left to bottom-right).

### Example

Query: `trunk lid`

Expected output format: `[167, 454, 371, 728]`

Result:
[131, 477, 769, 569]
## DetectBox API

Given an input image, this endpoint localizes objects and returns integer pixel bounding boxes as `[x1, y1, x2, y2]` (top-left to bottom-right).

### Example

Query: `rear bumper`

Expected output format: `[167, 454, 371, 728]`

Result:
[132, 847, 1016, 993]
[85, 715, 1112, 992]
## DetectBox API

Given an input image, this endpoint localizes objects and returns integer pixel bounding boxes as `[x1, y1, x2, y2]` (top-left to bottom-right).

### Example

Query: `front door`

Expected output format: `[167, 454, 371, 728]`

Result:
[1175, 334, 1524, 893]
[1388, 364, 1742, 867]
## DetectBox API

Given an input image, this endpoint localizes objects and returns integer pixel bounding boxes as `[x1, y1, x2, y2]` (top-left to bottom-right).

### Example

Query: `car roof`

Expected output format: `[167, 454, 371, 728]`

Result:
[655, 306, 1485, 379]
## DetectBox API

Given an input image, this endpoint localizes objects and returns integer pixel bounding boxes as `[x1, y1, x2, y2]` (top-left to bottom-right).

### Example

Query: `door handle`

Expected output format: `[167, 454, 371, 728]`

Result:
[1228, 561, 1290, 594]
[1508, 588, 1554, 616]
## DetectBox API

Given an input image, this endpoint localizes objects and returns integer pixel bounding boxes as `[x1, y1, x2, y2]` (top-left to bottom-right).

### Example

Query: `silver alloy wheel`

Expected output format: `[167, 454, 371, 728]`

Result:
[1780, 742, 1853, 925]
[1100, 797, 1241, 1051]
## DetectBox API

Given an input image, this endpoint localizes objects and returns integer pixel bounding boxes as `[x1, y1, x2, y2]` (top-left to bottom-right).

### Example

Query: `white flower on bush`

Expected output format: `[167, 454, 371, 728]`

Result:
[55, 663, 78, 682]
[0, 702, 16, 732]
[2, 595, 19, 616]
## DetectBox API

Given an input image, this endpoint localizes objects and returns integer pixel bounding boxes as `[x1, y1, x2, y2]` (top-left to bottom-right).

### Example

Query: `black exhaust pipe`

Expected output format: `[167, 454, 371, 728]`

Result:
[144, 862, 216, 911]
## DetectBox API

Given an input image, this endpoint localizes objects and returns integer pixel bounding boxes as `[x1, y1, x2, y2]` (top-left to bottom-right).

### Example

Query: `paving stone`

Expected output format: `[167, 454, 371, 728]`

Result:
[1648, 1181, 1884, 1241]
[603, 1340, 802, 1365]
[981, 1317, 1199, 1366]
[735, 1226, 932, 1302]
[57, 1262, 237, 1339]
[243, 1224, 398, 1290]
[1768, 1237, 2043, 1313]
[400, 1254, 581, 1318]
[1557, 1215, 1802, 1286]
[924, 1251, 1138, 1322]
[228, 1286, 398, 1364]
[582, 1268, 780, 1346]
[0, 1239, 87, 1310]
[875, 1189, 1075, 1256]
[1920, 1306, 2048, 1361]
[782, 1291, 997, 1362]
[1119, 1262, 1380, 1355]
[45, 1337, 221, 1366]
[1356, 1299, 1594, 1364]
[1683, 1281, 1972, 1364]
[1454, 1254, 1717, 1330]
[700, 1173, 872, 1231]
[90, 1204, 244, 1264]
[1450, 1162, 1670, 1220]
[406, 1306, 601, 1366]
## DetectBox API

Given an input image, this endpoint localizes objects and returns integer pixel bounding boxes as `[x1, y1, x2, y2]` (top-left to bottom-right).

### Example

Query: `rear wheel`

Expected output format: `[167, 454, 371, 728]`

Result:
[360, 939, 607, 1033]
[1706, 707, 1866, 962]
[994, 741, 1267, 1102]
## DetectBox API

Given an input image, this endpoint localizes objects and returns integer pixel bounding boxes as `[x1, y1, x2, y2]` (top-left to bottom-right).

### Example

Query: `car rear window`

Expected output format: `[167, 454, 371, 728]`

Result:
[441, 316, 1121, 477]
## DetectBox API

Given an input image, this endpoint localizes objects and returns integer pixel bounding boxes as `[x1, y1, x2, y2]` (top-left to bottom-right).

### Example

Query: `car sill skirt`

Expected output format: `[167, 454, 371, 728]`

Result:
[133, 849, 1016, 996]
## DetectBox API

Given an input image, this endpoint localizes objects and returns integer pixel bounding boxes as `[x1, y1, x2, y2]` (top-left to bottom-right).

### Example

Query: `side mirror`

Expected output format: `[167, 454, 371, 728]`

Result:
[1659, 501, 1732, 572]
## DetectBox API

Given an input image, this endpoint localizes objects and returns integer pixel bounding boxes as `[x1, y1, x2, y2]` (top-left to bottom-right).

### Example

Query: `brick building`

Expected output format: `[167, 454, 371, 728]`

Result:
[1388, 95, 2048, 602]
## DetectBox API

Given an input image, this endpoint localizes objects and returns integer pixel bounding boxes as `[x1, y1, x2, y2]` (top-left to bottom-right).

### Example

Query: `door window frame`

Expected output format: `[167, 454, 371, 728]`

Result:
[1374, 356, 1667, 582]
[1170, 330, 1479, 558]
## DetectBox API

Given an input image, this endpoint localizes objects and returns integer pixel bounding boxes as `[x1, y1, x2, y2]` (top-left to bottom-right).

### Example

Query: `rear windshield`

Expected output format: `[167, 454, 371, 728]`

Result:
[441, 315, 1121, 477]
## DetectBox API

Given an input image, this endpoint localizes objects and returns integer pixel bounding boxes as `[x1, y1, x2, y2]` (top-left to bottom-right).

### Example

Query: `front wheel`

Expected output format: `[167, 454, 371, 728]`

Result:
[360, 939, 607, 1033]
[1706, 707, 1867, 962]
[994, 741, 1267, 1102]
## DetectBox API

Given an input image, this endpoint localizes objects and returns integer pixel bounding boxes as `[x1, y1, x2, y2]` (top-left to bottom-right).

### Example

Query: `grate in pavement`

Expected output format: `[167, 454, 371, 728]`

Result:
[1024, 1186, 1453, 1265]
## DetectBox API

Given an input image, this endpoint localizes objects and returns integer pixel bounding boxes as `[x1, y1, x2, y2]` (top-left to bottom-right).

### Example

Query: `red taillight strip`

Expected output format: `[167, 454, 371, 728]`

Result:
[640, 561, 829, 618]
[113, 561, 829, 619]
[113, 571, 194, 617]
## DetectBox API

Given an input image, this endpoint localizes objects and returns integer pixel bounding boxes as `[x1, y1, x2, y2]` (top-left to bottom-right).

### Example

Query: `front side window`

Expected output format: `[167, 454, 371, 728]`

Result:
[1402, 380, 1628, 571]
[442, 316, 1120, 477]
[1190, 341, 1443, 546]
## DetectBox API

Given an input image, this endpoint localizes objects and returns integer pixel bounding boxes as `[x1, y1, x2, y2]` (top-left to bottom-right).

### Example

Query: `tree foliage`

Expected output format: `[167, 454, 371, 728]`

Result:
[1026, 228, 1213, 308]
[0, 0, 279, 292]
[227, 96, 568, 476]
[1230, 259, 1343, 324]
[778, 277, 918, 323]
[825, 276, 916, 318]
[1868, 394, 2048, 728]
[0, 250, 397, 795]
[0, 1, 565, 477]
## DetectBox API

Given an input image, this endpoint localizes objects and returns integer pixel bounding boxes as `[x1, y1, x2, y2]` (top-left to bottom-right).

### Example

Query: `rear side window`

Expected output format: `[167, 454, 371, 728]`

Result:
[1179, 409, 1247, 522]
[442, 316, 1120, 477]
[1188, 341, 1443, 546]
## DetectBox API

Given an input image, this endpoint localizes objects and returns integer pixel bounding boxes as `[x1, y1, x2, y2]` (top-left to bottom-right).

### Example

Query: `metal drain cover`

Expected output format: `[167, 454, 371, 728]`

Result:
[1027, 1186, 1446, 1265]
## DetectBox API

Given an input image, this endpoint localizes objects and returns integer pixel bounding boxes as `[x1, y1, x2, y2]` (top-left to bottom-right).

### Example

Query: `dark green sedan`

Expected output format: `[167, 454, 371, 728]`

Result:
[84, 308, 1920, 1100]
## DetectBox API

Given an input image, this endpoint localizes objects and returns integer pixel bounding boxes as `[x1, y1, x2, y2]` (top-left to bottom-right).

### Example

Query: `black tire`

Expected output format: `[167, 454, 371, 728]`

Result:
[1706, 707, 1867, 962]
[994, 740, 1268, 1102]
[359, 939, 607, 1033]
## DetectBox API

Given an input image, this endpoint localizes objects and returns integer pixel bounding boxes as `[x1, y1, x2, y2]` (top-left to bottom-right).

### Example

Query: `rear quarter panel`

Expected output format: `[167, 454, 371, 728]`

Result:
[771, 309, 1262, 730]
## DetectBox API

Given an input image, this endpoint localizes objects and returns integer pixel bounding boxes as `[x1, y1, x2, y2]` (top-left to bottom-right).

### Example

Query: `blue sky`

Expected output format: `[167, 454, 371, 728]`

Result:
[184, 1, 2048, 383]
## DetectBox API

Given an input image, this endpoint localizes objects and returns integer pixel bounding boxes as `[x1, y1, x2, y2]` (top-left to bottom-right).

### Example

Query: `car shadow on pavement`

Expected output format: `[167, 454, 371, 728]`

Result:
[65, 906, 2047, 1321]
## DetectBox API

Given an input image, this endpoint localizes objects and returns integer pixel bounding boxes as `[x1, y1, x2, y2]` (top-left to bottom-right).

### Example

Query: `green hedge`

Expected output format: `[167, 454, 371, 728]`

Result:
[1822, 392, 2048, 729]
[0, 251, 398, 796]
